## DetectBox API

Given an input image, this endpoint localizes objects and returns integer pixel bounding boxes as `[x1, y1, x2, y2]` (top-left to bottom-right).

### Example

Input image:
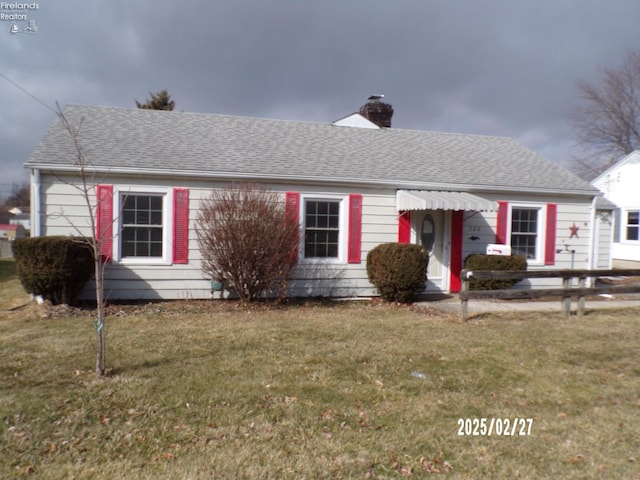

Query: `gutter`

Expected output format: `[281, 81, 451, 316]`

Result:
[587, 194, 598, 285]
[27, 163, 601, 198]
[30, 168, 41, 237]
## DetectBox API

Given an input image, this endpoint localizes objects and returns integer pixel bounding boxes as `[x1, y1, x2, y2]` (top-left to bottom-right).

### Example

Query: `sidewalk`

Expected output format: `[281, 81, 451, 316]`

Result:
[419, 295, 640, 315]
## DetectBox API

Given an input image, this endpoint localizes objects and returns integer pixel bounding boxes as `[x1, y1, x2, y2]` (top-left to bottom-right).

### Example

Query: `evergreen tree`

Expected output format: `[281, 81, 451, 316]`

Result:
[135, 89, 176, 111]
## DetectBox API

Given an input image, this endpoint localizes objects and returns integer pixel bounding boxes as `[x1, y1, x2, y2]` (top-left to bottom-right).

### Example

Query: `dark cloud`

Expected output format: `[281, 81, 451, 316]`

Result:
[2, 0, 639, 197]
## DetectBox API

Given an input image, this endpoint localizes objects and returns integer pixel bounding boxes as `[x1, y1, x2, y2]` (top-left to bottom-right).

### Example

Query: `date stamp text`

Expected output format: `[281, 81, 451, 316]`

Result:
[457, 418, 533, 436]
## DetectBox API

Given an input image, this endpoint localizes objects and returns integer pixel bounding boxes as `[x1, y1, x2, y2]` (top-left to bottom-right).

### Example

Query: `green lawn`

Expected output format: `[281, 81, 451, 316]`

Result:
[1, 273, 639, 478]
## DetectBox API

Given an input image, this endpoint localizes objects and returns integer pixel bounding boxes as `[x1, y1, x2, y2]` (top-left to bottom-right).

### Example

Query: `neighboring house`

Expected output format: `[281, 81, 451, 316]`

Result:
[0, 224, 26, 240]
[1, 208, 31, 233]
[592, 151, 640, 266]
[9, 213, 31, 233]
[25, 100, 605, 300]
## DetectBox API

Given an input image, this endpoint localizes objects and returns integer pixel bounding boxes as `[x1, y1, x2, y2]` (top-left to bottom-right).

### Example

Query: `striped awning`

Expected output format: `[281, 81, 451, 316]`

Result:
[397, 190, 498, 212]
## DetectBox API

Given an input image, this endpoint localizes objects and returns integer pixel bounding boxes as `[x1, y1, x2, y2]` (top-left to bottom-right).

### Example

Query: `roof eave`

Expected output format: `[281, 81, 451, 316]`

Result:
[592, 150, 640, 184]
[27, 163, 600, 198]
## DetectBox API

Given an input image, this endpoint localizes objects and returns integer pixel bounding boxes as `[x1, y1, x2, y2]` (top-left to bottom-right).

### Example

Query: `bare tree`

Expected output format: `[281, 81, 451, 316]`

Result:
[196, 184, 300, 303]
[2, 183, 30, 208]
[571, 50, 640, 178]
[56, 106, 109, 376]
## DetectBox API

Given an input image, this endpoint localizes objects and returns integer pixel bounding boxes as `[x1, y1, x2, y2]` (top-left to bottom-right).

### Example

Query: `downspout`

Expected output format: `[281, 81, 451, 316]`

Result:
[587, 195, 598, 286]
[31, 168, 41, 237]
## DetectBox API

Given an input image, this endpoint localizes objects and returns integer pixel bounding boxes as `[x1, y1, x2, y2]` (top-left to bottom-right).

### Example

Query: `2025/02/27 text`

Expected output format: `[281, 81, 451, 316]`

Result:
[457, 418, 533, 436]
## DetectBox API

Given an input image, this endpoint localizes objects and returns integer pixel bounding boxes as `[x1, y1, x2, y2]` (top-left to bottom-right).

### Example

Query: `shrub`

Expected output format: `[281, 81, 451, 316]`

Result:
[463, 254, 527, 290]
[196, 184, 300, 303]
[367, 243, 428, 303]
[12, 236, 95, 305]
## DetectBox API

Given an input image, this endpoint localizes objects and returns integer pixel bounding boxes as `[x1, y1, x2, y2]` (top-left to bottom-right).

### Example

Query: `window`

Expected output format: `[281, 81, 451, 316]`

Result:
[121, 194, 164, 257]
[286, 192, 362, 264]
[304, 199, 341, 258]
[96, 186, 189, 265]
[626, 210, 639, 241]
[510, 207, 539, 260]
[496, 201, 555, 265]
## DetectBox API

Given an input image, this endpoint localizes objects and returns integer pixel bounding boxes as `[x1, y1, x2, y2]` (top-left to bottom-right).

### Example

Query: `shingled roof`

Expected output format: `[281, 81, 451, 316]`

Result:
[26, 104, 598, 196]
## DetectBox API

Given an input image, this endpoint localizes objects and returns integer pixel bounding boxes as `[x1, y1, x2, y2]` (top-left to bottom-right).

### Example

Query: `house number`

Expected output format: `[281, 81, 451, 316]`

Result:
[468, 225, 481, 232]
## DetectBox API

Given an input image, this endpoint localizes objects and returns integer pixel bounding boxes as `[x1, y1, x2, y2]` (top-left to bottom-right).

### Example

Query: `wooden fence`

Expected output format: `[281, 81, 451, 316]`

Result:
[459, 268, 640, 321]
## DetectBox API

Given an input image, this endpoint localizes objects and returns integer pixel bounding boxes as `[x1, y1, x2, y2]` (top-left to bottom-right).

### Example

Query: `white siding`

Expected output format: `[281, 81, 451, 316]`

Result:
[460, 194, 595, 289]
[37, 172, 598, 299]
[37, 174, 401, 299]
[593, 153, 640, 262]
[40, 180, 96, 237]
[595, 211, 613, 269]
[288, 189, 397, 297]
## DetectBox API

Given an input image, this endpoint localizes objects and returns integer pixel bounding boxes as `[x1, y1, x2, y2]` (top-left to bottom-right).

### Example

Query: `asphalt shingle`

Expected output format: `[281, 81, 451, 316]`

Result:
[26, 104, 598, 195]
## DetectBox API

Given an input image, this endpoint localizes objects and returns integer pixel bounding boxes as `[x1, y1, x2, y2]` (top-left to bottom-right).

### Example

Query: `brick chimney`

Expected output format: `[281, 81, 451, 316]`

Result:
[359, 95, 393, 128]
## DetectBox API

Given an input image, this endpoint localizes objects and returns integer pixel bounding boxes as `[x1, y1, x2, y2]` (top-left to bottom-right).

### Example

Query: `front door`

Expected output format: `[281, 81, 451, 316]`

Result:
[414, 210, 449, 292]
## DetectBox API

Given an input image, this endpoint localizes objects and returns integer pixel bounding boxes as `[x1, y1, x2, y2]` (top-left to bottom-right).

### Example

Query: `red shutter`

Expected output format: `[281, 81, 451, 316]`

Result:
[173, 188, 189, 264]
[545, 203, 557, 265]
[347, 194, 363, 264]
[285, 192, 300, 263]
[496, 201, 509, 244]
[449, 210, 464, 292]
[95, 184, 113, 262]
[398, 211, 411, 243]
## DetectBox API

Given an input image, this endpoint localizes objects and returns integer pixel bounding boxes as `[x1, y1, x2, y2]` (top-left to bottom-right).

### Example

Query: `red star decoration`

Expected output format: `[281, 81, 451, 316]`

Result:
[569, 223, 580, 239]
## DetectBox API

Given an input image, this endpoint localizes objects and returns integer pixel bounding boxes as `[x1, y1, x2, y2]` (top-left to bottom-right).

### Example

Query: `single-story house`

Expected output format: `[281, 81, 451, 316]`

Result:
[25, 99, 608, 300]
[592, 150, 640, 266]
[0, 224, 26, 240]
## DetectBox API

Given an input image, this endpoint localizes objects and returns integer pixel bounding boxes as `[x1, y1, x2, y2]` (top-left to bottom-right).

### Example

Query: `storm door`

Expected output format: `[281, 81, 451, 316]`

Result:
[414, 210, 448, 291]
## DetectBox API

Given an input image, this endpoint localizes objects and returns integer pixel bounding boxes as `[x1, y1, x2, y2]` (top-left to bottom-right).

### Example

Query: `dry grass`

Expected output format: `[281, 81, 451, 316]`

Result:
[0, 259, 30, 312]
[1, 267, 640, 479]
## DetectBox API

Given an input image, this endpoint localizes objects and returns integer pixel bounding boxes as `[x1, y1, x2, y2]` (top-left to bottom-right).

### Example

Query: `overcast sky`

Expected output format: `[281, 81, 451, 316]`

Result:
[2, 0, 639, 198]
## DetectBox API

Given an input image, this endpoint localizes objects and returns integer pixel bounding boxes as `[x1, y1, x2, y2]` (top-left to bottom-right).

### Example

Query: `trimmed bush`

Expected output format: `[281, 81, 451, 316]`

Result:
[12, 236, 95, 305]
[464, 254, 527, 290]
[367, 243, 428, 303]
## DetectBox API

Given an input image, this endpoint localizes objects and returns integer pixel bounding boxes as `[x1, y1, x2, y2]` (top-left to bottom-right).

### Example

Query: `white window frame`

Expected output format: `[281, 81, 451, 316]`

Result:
[507, 203, 547, 265]
[299, 194, 348, 264]
[623, 209, 640, 243]
[113, 186, 173, 265]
